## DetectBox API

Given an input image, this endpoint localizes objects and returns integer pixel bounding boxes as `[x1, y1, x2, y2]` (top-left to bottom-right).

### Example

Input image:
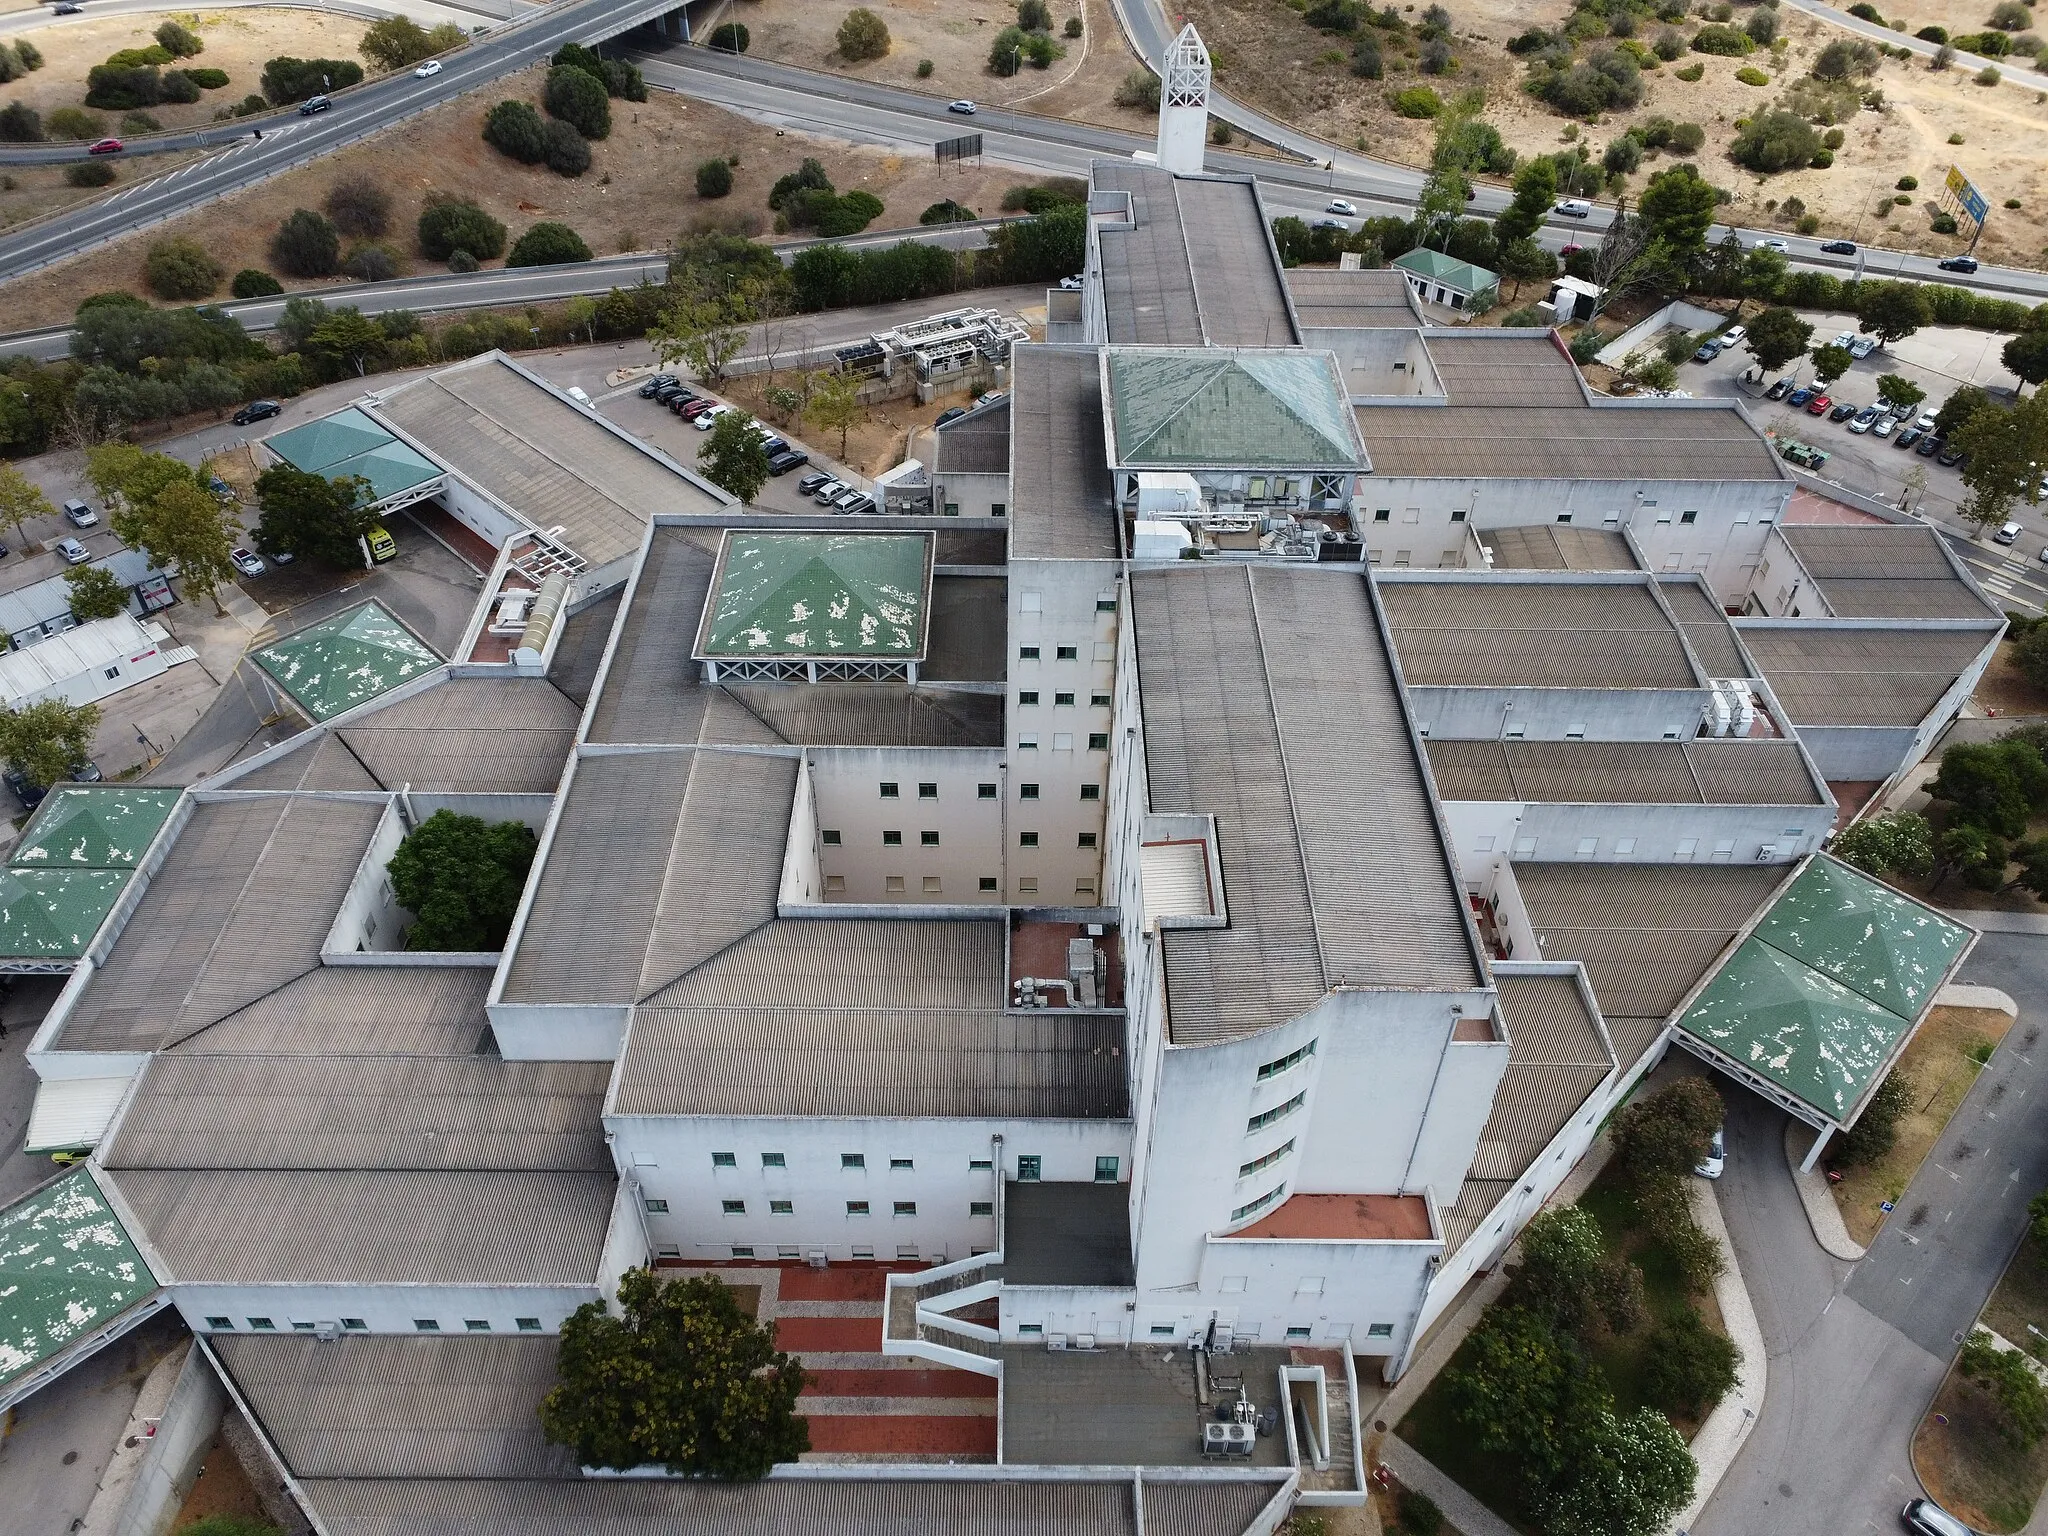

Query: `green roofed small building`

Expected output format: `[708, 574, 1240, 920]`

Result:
[264, 406, 444, 508]
[12, 787, 181, 871]
[1390, 248, 1500, 315]
[0, 788, 183, 972]
[253, 601, 441, 723]
[0, 1168, 161, 1413]
[0, 870, 130, 966]
[1672, 854, 1973, 1158]
[692, 531, 934, 683]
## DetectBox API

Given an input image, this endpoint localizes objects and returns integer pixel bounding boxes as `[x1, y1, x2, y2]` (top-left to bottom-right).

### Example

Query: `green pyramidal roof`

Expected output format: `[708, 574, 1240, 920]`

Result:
[1105, 349, 1361, 469]
[696, 533, 931, 659]
[253, 600, 441, 722]
[0, 869, 130, 958]
[12, 787, 182, 870]
[1677, 855, 1972, 1125]
[267, 406, 442, 504]
[0, 1168, 157, 1393]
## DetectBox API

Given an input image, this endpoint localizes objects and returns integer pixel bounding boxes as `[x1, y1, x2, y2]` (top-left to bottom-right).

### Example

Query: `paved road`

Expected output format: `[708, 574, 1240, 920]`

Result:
[1777, 0, 2048, 94]
[1697, 930, 2048, 1536]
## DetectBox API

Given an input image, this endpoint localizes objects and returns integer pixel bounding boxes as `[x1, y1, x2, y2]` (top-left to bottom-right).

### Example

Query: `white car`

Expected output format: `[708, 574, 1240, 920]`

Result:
[1755, 236, 1789, 252]
[1916, 411, 1938, 432]
[1872, 416, 1894, 438]
[1831, 331, 1857, 352]
[415, 59, 442, 77]
[230, 546, 265, 577]
[1995, 521, 2022, 546]
[693, 404, 726, 431]
[55, 538, 90, 565]
[1058, 275, 1083, 290]
[947, 99, 976, 114]
[1326, 198, 1357, 216]
[1849, 336, 1877, 359]
[1720, 324, 1746, 347]
[1694, 1127, 1726, 1180]
[1554, 198, 1592, 217]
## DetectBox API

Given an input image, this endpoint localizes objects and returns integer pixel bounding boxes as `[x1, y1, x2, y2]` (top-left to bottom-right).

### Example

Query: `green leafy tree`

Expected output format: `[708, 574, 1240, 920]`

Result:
[1934, 738, 2048, 839]
[418, 195, 507, 262]
[1638, 163, 1719, 269]
[1447, 1306, 1604, 1488]
[145, 237, 223, 303]
[1855, 280, 1931, 349]
[563, 295, 598, 345]
[1514, 1205, 1606, 1330]
[253, 463, 377, 566]
[1809, 342, 1852, 391]
[1955, 394, 2048, 531]
[697, 409, 772, 504]
[2017, 625, 2048, 693]
[1960, 1332, 2048, 1448]
[708, 21, 749, 51]
[1730, 110, 1823, 172]
[696, 157, 734, 198]
[270, 208, 340, 278]
[2005, 330, 2048, 395]
[543, 64, 610, 139]
[0, 463, 55, 553]
[260, 56, 362, 105]
[540, 1270, 808, 1476]
[1743, 306, 1812, 375]
[989, 25, 1024, 74]
[386, 808, 537, 951]
[1935, 385, 1992, 440]
[2029, 1187, 2048, 1244]
[508, 221, 593, 268]
[648, 287, 757, 385]
[806, 368, 864, 458]
[1639, 1309, 1742, 1417]
[1874, 372, 1925, 413]
[1839, 1066, 1914, 1165]
[1538, 1407, 1696, 1536]
[1739, 245, 1788, 311]
[837, 7, 891, 60]
[154, 20, 203, 57]
[359, 15, 438, 70]
[111, 467, 238, 615]
[0, 699, 100, 793]
[1612, 1077, 1723, 1183]
[1497, 237, 1558, 300]
[1938, 822, 2009, 891]
[1494, 157, 1557, 247]
[62, 564, 129, 621]
[309, 307, 386, 376]
[1830, 812, 1934, 880]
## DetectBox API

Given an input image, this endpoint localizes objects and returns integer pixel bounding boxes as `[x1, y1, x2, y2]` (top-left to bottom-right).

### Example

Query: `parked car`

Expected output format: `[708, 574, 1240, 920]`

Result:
[3, 759, 100, 811]
[976, 390, 1007, 407]
[638, 373, 677, 398]
[1819, 239, 1857, 255]
[414, 58, 442, 77]
[208, 475, 235, 501]
[1849, 406, 1881, 432]
[1326, 198, 1358, 216]
[298, 94, 331, 116]
[758, 434, 789, 456]
[1937, 442, 1966, 467]
[830, 486, 867, 510]
[1848, 335, 1877, 359]
[1765, 378, 1793, 400]
[1720, 324, 1746, 346]
[693, 405, 726, 430]
[838, 493, 876, 515]
[1693, 339, 1723, 363]
[87, 137, 122, 154]
[679, 399, 714, 420]
[1937, 255, 1980, 274]
[768, 450, 810, 475]
[797, 471, 832, 495]
[61, 499, 97, 528]
[1887, 400, 1916, 419]
[948, 99, 977, 114]
[1916, 433, 1942, 457]
[934, 406, 966, 427]
[1895, 426, 1923, 450]
[1901, 1497, 1973, 1536]
[811, 480, 846, 505]
[1829, 402, 1858, 423]
[1872, 416, 1895, 439]
[1058, 275, 1084, 290]
[233, 399, 281, 425]
[230, 546, 266, 577]
[1787, 387, 1814, 408]
[1805, 394, 1833, 416]
[1312, 218, 1348, 233]
[1995, 521, 2022, 546]
[366, 525, 396, 562]
[1694, 1127, 1726, 1179]
[55, 538, 90, 565]
[1554, 198, 1592, 217]
[1916, 411, 1938, 431]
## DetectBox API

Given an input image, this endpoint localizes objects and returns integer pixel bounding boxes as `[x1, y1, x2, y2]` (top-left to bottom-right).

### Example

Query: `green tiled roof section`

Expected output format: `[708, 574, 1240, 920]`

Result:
[1749, 855, 1970, 1018]
[267, 408, 394, 475]
[0, 1169, 157, 1392]
[13, 788, 182, 870]
[1392, 247, 1498, 292]
[253, 601, 442, 722]
[1106, 350, 1359, 469]
[0, 870, 130, 958]
[701, 533, 929, 658]
[323, 441, 442, 503]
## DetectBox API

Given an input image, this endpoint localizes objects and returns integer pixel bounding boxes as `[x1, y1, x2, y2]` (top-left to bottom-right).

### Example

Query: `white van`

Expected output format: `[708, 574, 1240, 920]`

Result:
[1554, 198, 1593, 218]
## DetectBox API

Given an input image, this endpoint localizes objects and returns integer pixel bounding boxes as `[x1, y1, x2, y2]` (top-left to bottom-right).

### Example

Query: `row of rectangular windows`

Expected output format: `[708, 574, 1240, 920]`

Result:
[1017, 646, 1104, 665]
[1229, 1184, 1285, 1222]
[208, 1317, 541, 1332]
[1255, 1040, 1316, 1081]
[1372, 507, 1722, 527]
[1238, 1138, 1295, 1181]
[665, 1154, 1116, 1184]
[1015, 693, 1111, 708]
[823, 818, 1099, 849]
[1014, 735, 1109, 751]
[881, 782, 996, 799]
[718, 1244, 936, 1259]
[690, 1199, 1000, 1218]
[1137, 1322, 1394, 1340]
[822, 875, 1100, 896]
[1247, 1092, 1305, 1135]
[873, 777, 1105, 806]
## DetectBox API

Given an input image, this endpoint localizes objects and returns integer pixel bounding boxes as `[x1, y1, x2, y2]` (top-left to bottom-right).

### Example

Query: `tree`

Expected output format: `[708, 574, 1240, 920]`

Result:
[1954, 395, 2048, 531]
[696, 157, 733, 198]
[252, 462, 375, 566]
[837, 7, 891, 60]
[1497, 237, 1557, 300]
[1874, 372, 1925, 413]
[708, 21, 749, 51]
[563, 295, 598, 345]
[1636, 163, 1718, 272]
[2031, 1187, 2048, 1245]
[2018, 627, 2048, 693]
[1514, 1206, 1606, 1330]
[1739, 245, 1788, 312]
[270, 208, 340, 278]
[154, 19, 202, 57]
[1539, 1407, 1696, 1536]
[544, 64, 610, 139]
[2005, 331, 2048, 396]
[1830, 812, 1934, 880]
[1960, 1332, 2048, 1449]
[806, 368, 864, 458]
[1495, 157, 1556, 247]
[1730, 110, 1823, 173]
[63, 564, 129, 621]
[325, 174, 391, 240]
[0, 463, 55, 553]
[1809, 342, 1852, 391]
[359, 15, 437, 69]
[0, 699, 100, 793]
[386, 808, 536, 950]
[1744, 307, 1812, 376]
[483, 98, 548, 163]
[697, 409, 771, 504]
[260, 56, 363, 105]
[1855, 280, 1931, 349]
[113, 471, 238, 615]
[418, 196, 507, 262]
[541, 1270, 808, 1477]
[648, 287, 757, 385]
[1589, 1253, 1648, 1335]
[988, 25, 1024, 75]
[541, 119, 590, 177]
[1812, 37, 1882, 80]
[1611, 1077, 1723, 1183]
[1446, 1305, 1600, 1486]
[309, 307, 386, 376]
[1639, 1309, 1741, 1417]
[508, 222, 593, 268]
[1934, 738, 2048, 840]
[1839, 1066, 1914, 1165]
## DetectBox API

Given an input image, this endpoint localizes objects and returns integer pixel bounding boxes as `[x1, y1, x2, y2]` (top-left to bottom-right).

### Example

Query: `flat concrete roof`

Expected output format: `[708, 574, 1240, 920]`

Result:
[1231, 1193, 1432, 1242]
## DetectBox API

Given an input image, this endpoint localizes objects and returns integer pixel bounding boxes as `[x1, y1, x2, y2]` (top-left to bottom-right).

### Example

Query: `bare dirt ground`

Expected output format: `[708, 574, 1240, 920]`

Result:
[1974, 638, 2048, 717]
[0, 63, 1042, 327]
[0, 8, 373, 134]
[1173, 0, 2048, 265]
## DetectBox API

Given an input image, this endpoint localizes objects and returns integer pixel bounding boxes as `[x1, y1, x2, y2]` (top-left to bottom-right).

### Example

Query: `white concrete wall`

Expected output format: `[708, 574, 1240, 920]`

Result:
[1008, 559, 1118, 903]
[176, 1283, 599, 1337]
[322, 798, 409, 955]
[108, 1342, 227, 1536]
[1001, 1284, 1137, 1344]
[1439, 798, 1832, 868]
[1182, 1231, 1440, 1355]
[489, 1002, 629, 1061]
[807, 747, 1006, 905]
[933, 470, 1009, 521]
[1409, 685, 1709, 742]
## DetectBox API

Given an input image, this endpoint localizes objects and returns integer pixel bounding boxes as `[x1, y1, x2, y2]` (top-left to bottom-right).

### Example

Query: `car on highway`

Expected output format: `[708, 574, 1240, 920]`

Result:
[55, 538, 90, 565]
[1755, 236, 1789, 252]
[87, 137, 122, 155]
[1900, 1498, 1972, 1536]
[1819, 239, 1857, 255]
[948, 99, 977, 114]
[232, 399, 281, 425]
[52, 3, 83, 13]
[768, 449, 810, 476]
[1937, 442, 1966, 467]
[1916, 433, 1942, 457]
[1553, 198, 1592, 218]
[1995, 521, 2022, 545]
[797, 471, 833, 496]
[61, 499, 97, 528]
[1326, 199, 1358, 216]
[1938, 255, 1980, 274]
[414, 59, 442, 78]
[1693, 339, 1723, 362]
[298, 94, 331, 116]
[1805, 393, 1832, 416]
[638, 373, 677, 398]
[1788, 387, 1814, 408]
[230, 547, 266, 577]
[1694, 1127, 1725, 1179]
[1896, 426, 1923, 450]
[1849, 406, 1880, 431]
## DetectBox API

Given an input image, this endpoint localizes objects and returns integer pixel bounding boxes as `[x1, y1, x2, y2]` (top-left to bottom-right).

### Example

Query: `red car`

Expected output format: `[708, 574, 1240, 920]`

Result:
[1804, 393, 1832, 415]
[679, 399, 715, 419]
[87, 137, 123, 155]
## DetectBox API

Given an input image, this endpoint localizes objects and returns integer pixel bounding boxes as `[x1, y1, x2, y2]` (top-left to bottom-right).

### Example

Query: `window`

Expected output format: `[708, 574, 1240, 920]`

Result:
[1020, 1323, 1045, 1335]
[762, 1152, 785, 1168]
[1256, 1040, 1316, 1081]
[1018, 734, 1038, 750]
[1080, 783, 1100, 800]
[979, 877, 999, 891]
[1614, 837, 1637, 856]
[1675, 838, 1699, 860]
[1019, 691, 1040, 706]
[1017, 1155, 1042, 1181]
[1096, 596, 1118, 613]
[1075, 879, 1096, 896]
[991, 503, 1007, 518]
[890, 1157, 914, 1170]
[205, 1316, 234, 1330]
[779, 1247, 801, 1259]
[1078, 832, 1098, 849]
[466, 1320, 491, 1332]
[847, 1200, 871, 1215]
[645, 1197, 669, 1213]
[970, 1157, 994, 1170]
[1057, 645, 1078, 660]
[1504, 722, 1525, 739]
[880, 782, 899, 798]
[1681, 509, 1698, 524]
[1248, 477, 1267, 499]
[1565, 723, 1585, 739]
[1231, 1185, 1284, 1222]
[292, 1321, 317, 1331]
[516, 1318, 541, 1331]
[1451, 506, 1468, 522]
[945, 502, 960, 517]
[1239, 1139, 1295, 1179]
[1366, 1322, 1395, 1339]
[732, 1246, 755, 1258]
[1053, 733, 1074, 751]
[1095, 1156, 1120, 1182]
[770, 1199, 794, 1214]
[883, 830, 902, 846]
[1576, 838, 1597, 859]
[978, 782, 998, 799]
[922, 876, 942, 894]
[248, 1317, 276, 1330]
[1091, 693, 1111, 708]
[1021, 591, 1042, 612]
[414, 1319, 440, 1332]
[1247, 1092, 1306, 1133]
[104, 666, 120, 680]
[1055, 692, 1075, 707]
[897, 1245, 920, 1260]
[1374, 508, 1392, 522]
[1020, 831, 1039, 848]
[1088, 733, 1108, 751]
[822, 830, 841, 846]
[722, 1200, 747, 1215]
[843, 1153, 866, 1169]
[894, 1201, 917, 1216]
[852, 1246, 875, 1259]
[919, 782, 938, 799]
[1556, 512, 1573, 524]
[1286, 1326, 1313, 1340]
[712, 1152, 736, 1168]
[1514, 837, 1538, 856]
[921, 831, 939, 846]
[1020, 782, 1040, 800]
[1150, 1324, 1177, 1337]
[1019, 645, 1040, 660]
[971, 1200, 994, 1216]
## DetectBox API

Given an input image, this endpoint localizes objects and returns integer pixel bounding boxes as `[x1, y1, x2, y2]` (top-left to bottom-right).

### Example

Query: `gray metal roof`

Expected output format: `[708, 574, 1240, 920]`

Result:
[1481, 525, 1639, 572]
[1736, 623, 1998, 727]
[1005, 1180, 1134, 1287]
[1091, 162, 1295, 349]
[104, 1056, 610, 1172]
[215, 1334, 578, 1480]
[548, 590, 623, 709]
[1469, 973, 1613, 1183]
[1425, 333, 1586, 407]
[614, 919, 1129, 1119]
[933, 396, 1012, 476]
[107, 1167, 615, 1285]
[1380, 578, 1699, 690]
[59, 797, 385, 1054]
[167, 967, 492, 1056]
[301, 1473, 1291, 1535]
[1425, 738, 1823, 806]
[1778, 524, 1995, 620]
[227, 734, 383, 792]
[334, 677, 579, 793]
[1009, 346, 1119, 562]
[1284, 267, 1419, 329]
[922, 576, 1008, 684]
[1657, 577, 1755, 679]
[1133, 565, 1478, 1044]
[502, 749, 795, 1007]
[1354, 403, 1784, 479]
[1174, 177, 1298, 348]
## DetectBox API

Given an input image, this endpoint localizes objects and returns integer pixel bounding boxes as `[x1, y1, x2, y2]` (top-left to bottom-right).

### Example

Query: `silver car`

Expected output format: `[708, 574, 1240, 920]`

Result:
[1902, 1498, 1973, 1536]
[55, 538, 90, 565]
[811, 480, 846, 506]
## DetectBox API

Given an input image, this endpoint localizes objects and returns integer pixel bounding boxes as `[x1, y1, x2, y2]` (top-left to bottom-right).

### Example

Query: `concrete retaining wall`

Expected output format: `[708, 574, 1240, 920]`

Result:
[107, 1343, 228, 1536]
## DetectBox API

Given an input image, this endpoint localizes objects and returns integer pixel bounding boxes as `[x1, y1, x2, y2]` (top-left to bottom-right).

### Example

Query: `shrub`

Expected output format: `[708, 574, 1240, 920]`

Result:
[1931, 210, 1958, 233]
[920, 198, 974, 223]
[154, 20, 203, 57]
[507, 221, 592, 267]
[1641, 1310, 1742, 1417]
[260, 56, 362, 105]
[541, 119, 590, 175]
[601, 58, 646, 101]
[544, 63, 610, 139]
[86, 64, 165, 110]
[1675, 60, 1704, 79]
[418, 195, 506, 261]
[1670, 120, 1705, 152]
[1114, 69, 1161, 110]
[0, 103, 40, 142]
[1391, 84, 1442, 117]
[1917, 24, 1948, 42]
[1746, 6, 1778, 43]
[1603, 135, 1642, 174]
[1736, 64, 1769, 84]
[1016, 0, 1053, 29]
[837, 7, 892, 60]
[916, 56, 934, 75]
[448, 248, 478, 272]
[1896, 174, 1918, 190]
[1307, 0, 1364, 29]
[45, 106, 106, 140]
[707, 21, 749, 52]
[1021, 31, 1063, 66]
[340, 242, 397, 281]
[1508, 26, 1561, 54]
[1064, 16, 1083, 36]
[1691, 23, 1755, 54]
[1352, 33, 1384, 75]
[324, 174, 391, 239]
[232, 92, 265, 116]
[1848, 0, 1885, 17]
[696, 157, 733, 198]
[1418, 36, 1453, 72]
[159, 69, 201, 103]
[483, 99, 547, 162]
[1977, 64, 2002, 83]
[1531, 47, 1643, 114]
[184, 66, 228, 88]
[230, 268, 283, 298]
[144, 236, 223, 299]
[1960, 1332, 2048, 1449]
[66, 160, 116, 187]
[1397, 1490, 1444, 1535]
[270, 208, 340, 277]
[989, 25, 1024, 74]
[1732, 109, 1824, 172]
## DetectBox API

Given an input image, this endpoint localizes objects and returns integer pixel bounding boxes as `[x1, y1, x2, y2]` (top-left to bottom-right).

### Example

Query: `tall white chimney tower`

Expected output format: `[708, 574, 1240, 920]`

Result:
[1155, 24, 1211, 175]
